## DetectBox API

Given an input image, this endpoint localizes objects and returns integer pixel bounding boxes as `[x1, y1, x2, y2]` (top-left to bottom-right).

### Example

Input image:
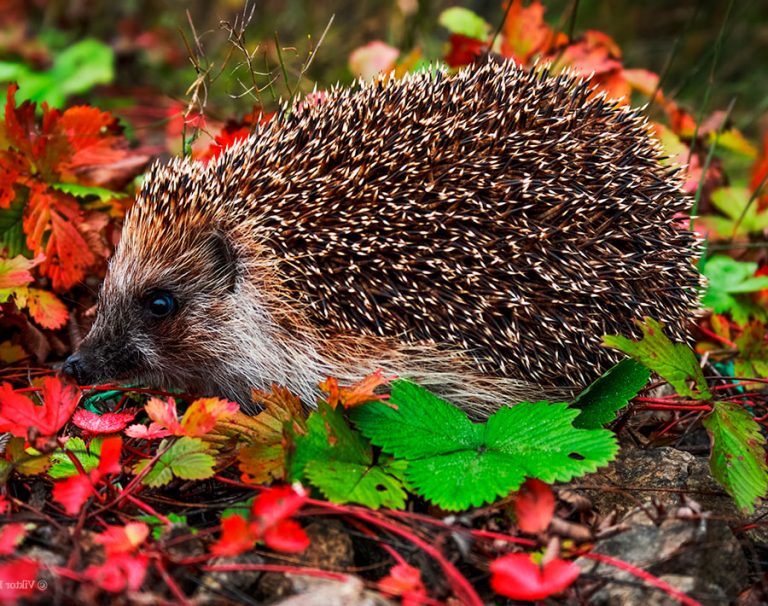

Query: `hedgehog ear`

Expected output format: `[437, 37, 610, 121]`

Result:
[206, 230, 239, 293]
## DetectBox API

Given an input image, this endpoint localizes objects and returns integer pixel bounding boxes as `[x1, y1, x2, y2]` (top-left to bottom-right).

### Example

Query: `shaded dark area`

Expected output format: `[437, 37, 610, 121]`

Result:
[4, 0, 766, 134]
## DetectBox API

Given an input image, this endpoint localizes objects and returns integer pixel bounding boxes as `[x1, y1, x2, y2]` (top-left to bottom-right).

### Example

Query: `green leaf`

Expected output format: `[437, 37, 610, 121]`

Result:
[6, 437, 50, 476]
[603, 317, 712, 400]
[0, 39, 114, 107]
[705, 187, 768, 237]
[0, 200, 28, 258]
[304, 460, 407, 509]
[713, 130, 758, 159]
[438, 7, 491, 40]
[702, 256, 768, 324]
[133, 437, 215, 487]
[137, 513, 190, 540]
[49, 437, 101, 479]
[51, 183, 126, 202]
[572, 359, 650, 428]
[349, 380, 483, 459]
[291, 401, 406, 509]
[703, 401, 768, 512]
[352, 382, 617, 511]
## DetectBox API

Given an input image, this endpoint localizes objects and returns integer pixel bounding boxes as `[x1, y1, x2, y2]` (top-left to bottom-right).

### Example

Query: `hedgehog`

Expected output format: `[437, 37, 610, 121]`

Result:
[62, 59, 701, 417]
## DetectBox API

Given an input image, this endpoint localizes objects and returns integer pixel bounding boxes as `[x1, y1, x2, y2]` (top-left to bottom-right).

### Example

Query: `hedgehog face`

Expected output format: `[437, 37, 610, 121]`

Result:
[63, 228, 243, 398]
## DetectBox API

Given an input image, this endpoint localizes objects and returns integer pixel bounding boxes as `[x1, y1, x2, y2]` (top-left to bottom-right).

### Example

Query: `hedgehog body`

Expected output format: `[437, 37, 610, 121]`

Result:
[65, 60, 701, 416]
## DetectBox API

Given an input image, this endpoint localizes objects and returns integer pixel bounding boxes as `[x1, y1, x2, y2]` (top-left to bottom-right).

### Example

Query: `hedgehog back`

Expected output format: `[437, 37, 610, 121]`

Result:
[218, 60, 700, 389]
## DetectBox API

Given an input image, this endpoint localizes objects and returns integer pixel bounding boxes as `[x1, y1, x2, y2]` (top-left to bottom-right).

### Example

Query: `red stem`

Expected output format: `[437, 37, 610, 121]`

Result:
[154, 556, 193, 606]
[202, 563, 349, 582]
[305, 498, 483, 606]
[640, 404, 712, 412]
[697, 324, 736, 348]
[581, 552, 702, 606]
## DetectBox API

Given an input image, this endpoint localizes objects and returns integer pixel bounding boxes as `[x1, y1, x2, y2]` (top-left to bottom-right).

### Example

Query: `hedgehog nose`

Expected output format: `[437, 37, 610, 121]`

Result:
[61, 353, 86, 385]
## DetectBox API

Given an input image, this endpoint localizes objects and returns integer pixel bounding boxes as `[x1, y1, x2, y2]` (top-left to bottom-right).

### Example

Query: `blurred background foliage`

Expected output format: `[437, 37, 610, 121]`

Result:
[1, 0, 766, 135]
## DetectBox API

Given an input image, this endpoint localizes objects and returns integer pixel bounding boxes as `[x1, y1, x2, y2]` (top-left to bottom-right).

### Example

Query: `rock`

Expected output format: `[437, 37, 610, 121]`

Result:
[576, 502, 748, 604]
[274, 576, 394, 606]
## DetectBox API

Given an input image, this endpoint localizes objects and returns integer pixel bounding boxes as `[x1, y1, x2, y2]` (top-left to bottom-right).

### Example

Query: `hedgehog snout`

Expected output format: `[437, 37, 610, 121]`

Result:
[61, 352, 88, 385]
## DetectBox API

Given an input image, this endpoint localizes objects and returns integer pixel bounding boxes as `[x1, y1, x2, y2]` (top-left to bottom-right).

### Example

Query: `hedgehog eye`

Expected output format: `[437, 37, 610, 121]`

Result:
[144, 290, 177, 319]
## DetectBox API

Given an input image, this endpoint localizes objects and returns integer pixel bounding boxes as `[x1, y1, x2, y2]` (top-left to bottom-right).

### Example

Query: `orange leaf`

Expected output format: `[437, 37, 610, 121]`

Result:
[515, 478, 555, 533]
[236, 385, 307, 484]
[319, 369, 394, 409]
[180, 397, 240, 436]
[0, 254, 43, 290]
[501, 0, 560, 64]
[24, 186, 96, 290]
[144, 397, 184, 435]
[25, 287, 68, 329]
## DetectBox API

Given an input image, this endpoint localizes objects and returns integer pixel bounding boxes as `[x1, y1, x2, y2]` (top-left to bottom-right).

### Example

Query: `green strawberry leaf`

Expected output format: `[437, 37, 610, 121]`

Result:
[290, 401, 406, 509]
[603, 317, 711, 400]
[133, 437, 214, 487]
[703, 401, 768, 512]
[352, 382, 617, 511]
[349, 380, 483, 459]
[572, 359, 651, 428]
[49, 437, 102, 479]
[51, 183, 126, 202]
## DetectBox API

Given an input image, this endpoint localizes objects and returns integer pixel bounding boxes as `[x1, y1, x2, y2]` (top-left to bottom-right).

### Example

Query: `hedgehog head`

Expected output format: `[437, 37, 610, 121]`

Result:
[62, 157, 249, 400]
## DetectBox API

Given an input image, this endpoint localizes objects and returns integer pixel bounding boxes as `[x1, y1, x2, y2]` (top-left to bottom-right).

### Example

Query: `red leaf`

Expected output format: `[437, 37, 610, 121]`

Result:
[210, 514, 257, 557]
[515, 478, 555, 534]
[752, 133, 768, 212]
[124, 422, 172, 440]
[0, 558, 39, 602]
[490, 553, 580, 601]
[0, 523, 26, 556]
[445, 34, 486, 68]
[263, 519, 311, 553]
[251, 484, 307, 527]
[84, 553, 148, 593]
[0, 377, 80, 437]
[348, 41, 399, 80]
[210, 486, 311, 556]
[378, 563, 427, 605]
[72, 409, 138, 434]
[95, 522, 149, 556]
[98, 435, 123, 476]
[198, 126, 251, 163]
[53, 473, 94, 515]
